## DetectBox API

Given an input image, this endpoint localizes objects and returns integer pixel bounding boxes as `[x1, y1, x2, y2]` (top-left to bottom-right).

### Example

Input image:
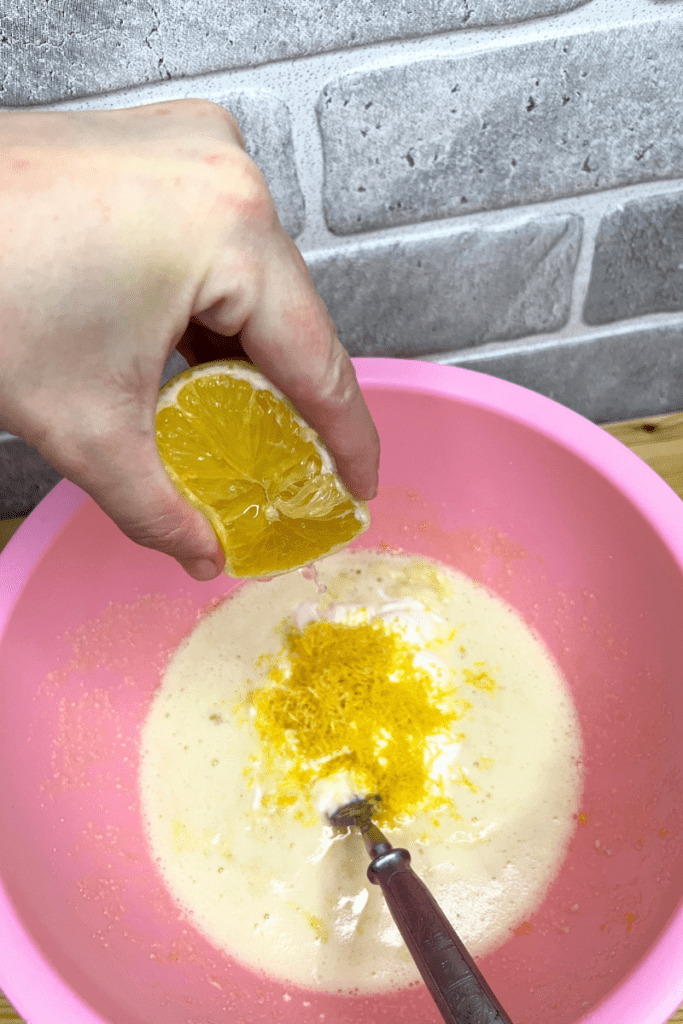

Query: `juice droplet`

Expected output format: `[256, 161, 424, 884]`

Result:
[300, 562, 327, 595]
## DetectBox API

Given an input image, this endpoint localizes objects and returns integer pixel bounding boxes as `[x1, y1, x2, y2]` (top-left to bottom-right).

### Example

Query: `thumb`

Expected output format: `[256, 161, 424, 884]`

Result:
[49, 426, 224, 582]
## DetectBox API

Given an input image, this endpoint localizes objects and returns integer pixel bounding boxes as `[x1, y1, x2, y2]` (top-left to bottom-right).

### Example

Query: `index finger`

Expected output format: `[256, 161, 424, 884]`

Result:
[196, 233, 380, 501]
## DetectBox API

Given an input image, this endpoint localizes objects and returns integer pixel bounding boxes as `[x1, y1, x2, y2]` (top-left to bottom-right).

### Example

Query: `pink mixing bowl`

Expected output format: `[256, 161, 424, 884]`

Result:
[1, 358, 683, 1024]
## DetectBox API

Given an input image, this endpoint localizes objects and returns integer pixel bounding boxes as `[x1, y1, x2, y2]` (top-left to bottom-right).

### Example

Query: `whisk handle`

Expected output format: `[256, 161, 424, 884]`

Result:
[368, 848, 513, 1024]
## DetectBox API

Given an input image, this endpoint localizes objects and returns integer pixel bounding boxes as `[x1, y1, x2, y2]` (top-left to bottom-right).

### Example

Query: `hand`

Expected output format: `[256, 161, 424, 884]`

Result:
[0, 99, 379, 580]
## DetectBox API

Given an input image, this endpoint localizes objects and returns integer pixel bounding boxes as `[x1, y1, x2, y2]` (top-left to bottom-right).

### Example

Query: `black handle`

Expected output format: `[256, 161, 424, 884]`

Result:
[368, 848, 513, 1024]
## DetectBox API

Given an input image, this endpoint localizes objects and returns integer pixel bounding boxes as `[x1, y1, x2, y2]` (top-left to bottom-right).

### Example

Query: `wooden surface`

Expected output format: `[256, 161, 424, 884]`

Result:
[0, 999, 27, 1023]
[0, 518, 24, 553]
[2, 412, 683, 1024]
[602, 410, 683, 501]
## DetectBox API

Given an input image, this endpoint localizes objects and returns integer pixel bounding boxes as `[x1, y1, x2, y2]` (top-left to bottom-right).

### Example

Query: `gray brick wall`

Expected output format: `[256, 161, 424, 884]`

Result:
[0, 435, 61, 518]
[3, 0, 683, 514]
[447, 323, 683, 423]
[1, 0, 590, 105]
[584, 191, 683, 325]
[308, 215, 582, 357]
[316, 21, 683, 234]
[214, 91, 305, 239]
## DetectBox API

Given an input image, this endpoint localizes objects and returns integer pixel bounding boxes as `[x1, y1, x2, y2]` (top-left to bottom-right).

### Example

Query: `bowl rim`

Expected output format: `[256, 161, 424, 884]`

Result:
[1, 357, 683, 1024]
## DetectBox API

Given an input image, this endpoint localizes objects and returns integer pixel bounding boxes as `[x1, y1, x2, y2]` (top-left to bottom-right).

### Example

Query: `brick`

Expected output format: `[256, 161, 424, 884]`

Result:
[307, 214, 581, 357]
[584, 192, 683, 326]
[316, 19, 683, 235]
[0, 3, 160, 105]
[214, 92, 304, 239]
[0, 0, 590, 106]
[440, 322, 683, 423]
[0, 436, 61, 517]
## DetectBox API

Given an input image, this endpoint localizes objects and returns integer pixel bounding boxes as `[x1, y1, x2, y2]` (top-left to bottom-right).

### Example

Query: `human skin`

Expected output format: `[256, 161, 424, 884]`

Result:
[0, 99, 380, 580]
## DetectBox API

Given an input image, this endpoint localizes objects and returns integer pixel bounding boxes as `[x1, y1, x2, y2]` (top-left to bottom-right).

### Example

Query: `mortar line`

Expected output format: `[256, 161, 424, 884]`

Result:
[297, 177, 683, 258]
[421, 311, 683, 366]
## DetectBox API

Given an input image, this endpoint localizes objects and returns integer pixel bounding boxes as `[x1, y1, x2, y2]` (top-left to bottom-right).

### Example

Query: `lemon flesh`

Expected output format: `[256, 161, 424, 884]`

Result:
[156, 361, 370, 578]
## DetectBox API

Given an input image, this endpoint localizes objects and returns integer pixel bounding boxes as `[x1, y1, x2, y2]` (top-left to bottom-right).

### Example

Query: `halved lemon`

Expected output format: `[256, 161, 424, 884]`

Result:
[156, 361, 370, 578]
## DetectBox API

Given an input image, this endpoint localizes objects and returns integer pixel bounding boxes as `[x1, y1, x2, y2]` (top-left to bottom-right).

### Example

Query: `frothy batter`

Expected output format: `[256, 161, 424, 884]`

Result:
[140, 551, 582, 993]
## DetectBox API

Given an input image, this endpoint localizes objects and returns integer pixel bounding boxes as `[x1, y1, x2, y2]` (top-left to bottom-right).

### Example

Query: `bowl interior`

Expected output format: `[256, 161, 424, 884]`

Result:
[1, 366, 683, 1024]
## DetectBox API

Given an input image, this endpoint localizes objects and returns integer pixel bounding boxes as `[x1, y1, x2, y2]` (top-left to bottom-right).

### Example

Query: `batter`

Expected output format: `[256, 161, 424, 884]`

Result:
[140, 551, 583, 993]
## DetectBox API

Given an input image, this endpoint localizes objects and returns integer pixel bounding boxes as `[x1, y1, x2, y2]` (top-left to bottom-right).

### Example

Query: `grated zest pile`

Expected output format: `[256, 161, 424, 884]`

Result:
[247, 616, 472, 828]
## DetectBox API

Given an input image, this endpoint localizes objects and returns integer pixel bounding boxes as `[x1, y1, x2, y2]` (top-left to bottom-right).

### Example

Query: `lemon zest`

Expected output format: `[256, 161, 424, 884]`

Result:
[248, 617, 469, 828]
[462, 666, 498, 693]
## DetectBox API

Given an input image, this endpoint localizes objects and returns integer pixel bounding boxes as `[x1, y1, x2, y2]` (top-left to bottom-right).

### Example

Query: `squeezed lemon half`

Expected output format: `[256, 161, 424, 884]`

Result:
[156, 360, 370, 578]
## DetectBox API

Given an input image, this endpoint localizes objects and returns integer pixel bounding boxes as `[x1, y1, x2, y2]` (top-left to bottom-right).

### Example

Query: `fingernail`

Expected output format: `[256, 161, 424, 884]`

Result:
[181, 557, 221, 581]
[348, 479, 378, 501]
